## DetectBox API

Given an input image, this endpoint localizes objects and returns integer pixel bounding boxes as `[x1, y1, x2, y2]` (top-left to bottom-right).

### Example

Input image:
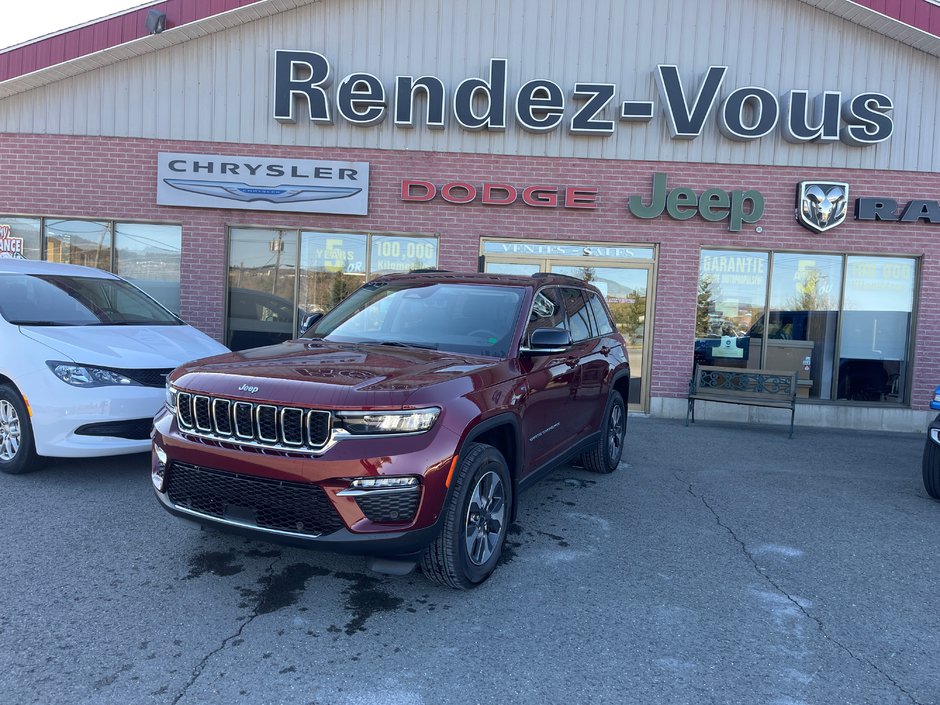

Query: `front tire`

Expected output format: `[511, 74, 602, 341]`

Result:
[581, 390, 626, 474]
[923, 434, 940, 500]
[0, 384, 40, 475]
[421, 443, 511, 589]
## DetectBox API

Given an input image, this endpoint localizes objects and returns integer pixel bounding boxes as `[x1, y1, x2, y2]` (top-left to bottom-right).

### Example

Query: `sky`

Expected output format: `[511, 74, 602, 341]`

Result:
[1, 1, 142, 51]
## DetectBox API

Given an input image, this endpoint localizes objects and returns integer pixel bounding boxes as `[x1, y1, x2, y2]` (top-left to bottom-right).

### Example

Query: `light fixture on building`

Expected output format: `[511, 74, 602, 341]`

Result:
[146, 10, 167, 35]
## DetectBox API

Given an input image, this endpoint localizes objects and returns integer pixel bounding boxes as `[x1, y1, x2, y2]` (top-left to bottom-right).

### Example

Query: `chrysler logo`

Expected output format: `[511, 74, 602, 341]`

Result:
[164, 179, 361, 204]
[796, 181, 849, 233]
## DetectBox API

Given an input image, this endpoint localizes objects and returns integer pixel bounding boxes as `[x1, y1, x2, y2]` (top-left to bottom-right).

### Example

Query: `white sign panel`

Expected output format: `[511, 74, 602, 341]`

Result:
[156, 152, 369, 215]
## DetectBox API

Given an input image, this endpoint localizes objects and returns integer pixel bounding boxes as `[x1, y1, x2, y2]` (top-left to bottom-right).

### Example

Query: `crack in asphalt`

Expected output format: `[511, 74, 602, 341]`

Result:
[171, 555, 283, 705]
[675, 473, 924, 705]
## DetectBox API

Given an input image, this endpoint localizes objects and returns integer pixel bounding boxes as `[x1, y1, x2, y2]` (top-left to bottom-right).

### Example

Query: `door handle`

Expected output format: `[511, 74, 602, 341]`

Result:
[565, 356, 578, 368]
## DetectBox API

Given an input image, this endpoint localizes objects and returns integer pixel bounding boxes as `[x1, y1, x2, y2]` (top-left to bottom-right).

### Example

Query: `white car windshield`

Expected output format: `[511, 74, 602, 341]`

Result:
[305, 282, 524, 358]
[0, 273, 181, 326]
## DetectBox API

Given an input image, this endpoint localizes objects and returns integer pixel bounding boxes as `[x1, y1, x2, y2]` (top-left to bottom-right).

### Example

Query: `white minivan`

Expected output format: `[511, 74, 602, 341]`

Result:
[0, 259, 229, 474]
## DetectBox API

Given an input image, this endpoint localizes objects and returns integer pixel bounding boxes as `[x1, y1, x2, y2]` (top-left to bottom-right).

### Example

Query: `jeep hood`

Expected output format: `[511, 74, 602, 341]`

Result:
[170, 339, 501, 407]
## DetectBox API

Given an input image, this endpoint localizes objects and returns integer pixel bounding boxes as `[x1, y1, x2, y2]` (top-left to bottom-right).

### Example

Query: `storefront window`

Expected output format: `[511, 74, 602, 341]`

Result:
[298, 232, 369, 315]
[370, 235, 438, 277]
[226, 228, 438, 351]
[695, 250, 768, 368]
[766, 253, 842, 400]
[227, 228, 299, 350]
[837, 256, 915, 403]
[114, 223, 182, 313]
[0, 217, 41, 260]
[695, 249, 917, 405]
[45, 219, 112, 270]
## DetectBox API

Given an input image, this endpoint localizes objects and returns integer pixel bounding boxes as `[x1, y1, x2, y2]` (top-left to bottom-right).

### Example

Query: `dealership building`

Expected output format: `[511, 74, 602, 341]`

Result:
[1, 0, 939, 431]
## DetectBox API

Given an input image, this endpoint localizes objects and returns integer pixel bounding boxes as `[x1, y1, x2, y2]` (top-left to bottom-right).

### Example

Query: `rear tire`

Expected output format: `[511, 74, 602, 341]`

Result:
[923, 435, 940, 500]
[580, 390, 626, 474]
[0, 384, 40, 475]
[421, 443, 511, 589]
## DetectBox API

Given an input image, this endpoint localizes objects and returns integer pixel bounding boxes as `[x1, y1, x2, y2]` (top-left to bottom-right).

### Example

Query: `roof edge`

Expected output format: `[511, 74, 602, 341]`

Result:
[0, 0, 320, 100]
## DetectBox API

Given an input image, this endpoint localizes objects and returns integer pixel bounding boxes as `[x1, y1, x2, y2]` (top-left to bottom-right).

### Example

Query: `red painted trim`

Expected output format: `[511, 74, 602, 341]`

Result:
[849, 0, 940, 36]
[0, 0, 263, 82]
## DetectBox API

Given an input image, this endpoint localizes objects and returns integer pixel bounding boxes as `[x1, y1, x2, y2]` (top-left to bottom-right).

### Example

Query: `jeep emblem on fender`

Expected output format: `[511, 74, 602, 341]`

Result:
[796, 181, 849, 233]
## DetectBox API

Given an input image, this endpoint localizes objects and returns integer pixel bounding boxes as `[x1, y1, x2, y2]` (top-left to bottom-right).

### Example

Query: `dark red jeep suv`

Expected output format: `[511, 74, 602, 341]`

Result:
[152, 272, 630, 588]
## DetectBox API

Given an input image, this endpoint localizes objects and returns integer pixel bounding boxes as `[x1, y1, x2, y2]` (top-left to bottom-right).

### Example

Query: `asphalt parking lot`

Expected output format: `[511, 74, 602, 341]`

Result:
[0, 416, 937, 705]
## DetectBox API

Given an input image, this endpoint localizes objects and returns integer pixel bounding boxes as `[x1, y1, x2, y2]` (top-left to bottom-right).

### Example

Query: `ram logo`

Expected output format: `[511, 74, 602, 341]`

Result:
[796, 181, 849, 233]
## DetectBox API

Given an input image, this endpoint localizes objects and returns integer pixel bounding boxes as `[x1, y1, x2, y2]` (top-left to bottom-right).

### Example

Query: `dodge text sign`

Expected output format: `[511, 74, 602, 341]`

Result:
[156, 152, 370, 215]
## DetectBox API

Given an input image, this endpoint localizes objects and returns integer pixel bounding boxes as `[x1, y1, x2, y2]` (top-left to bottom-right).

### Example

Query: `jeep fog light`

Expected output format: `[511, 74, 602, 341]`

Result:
[152, 445, 168, 492]
[338, 476, 420, 495]
[337, 408, 440, 435]
[351, 476, 419, 489]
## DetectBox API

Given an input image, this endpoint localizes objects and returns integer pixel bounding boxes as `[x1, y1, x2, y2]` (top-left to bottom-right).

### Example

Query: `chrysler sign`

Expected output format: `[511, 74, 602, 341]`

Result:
[274, 53, 894, 146]
[156, 152, 369, 215]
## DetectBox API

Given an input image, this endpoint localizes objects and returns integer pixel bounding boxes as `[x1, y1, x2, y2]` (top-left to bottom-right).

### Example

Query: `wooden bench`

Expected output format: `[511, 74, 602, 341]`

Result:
[686, 365, 799, 438]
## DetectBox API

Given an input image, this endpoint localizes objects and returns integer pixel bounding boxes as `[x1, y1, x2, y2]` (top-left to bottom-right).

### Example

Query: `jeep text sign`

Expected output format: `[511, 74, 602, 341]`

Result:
[628, 174, 764, 231]
[156, 152, 370, 215]
[273, 52, 893, 146]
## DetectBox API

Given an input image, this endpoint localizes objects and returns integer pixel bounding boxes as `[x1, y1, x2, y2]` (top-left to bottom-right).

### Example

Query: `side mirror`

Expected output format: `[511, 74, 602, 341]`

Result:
[521, 327, 572, 355]
[299, 312, 323, 336]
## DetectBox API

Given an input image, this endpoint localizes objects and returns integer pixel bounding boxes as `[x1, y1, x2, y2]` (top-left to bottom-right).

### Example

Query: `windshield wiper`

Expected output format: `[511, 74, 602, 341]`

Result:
[372, 341, 439, 350]
[12, 320, 71, 326]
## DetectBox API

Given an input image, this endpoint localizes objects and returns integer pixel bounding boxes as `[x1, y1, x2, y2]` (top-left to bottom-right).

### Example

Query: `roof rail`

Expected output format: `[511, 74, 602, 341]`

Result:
[531, 271, 587, 284]
[409, 268, 451, 273]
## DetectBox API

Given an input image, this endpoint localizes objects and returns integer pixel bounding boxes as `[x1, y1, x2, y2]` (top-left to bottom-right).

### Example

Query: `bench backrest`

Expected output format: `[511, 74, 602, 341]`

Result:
[691, 365, 798, 401]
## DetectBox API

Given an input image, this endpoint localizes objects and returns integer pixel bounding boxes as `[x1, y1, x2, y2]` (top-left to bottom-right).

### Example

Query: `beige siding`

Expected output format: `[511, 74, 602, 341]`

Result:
[1, 0, 938, 171]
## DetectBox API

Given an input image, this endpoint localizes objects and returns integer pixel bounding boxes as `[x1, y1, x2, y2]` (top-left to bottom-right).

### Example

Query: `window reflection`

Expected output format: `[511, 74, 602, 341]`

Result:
[114, 223, 182, 313]
[695, 249, 917, 405]
[226, 229, 439, 351]
[766, 253, 842, 400]
[0, 217, 41, 260]
[694, 251, 768, 369]
[227, 228, 298, 351]
[837, 256, 915, 403]
[45, 219, 111, 270]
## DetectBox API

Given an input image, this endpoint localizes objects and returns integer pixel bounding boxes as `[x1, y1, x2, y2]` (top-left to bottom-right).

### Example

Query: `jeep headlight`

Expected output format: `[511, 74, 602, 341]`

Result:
[47, 361, 135, 387]
[165, 383, 179, 412]
[337, 408, 440, 435]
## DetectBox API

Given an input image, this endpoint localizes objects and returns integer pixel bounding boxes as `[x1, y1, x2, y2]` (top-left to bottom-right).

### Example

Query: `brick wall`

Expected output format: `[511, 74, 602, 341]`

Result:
[2, 132, 937, 409]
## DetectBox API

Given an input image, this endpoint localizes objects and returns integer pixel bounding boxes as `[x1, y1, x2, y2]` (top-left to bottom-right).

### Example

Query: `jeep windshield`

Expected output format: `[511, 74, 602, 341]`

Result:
[304, 281, 524, 358]
[0, 273, 181, 326]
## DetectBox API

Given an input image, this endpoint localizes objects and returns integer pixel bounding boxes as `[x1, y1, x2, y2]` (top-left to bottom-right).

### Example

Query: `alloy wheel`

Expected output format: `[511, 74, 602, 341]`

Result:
[0, 400, 22, 462]
[464, 470, 507, 566]
[607, 403, 624, 463]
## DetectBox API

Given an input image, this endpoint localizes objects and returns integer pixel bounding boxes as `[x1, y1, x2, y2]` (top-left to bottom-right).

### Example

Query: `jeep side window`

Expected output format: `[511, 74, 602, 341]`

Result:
[525, 287, 566, 345]
[583, 290, 614, 336]
[560, 287, 592, 342]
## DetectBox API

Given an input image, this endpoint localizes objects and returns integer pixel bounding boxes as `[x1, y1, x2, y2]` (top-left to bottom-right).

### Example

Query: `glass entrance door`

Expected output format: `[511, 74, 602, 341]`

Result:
[481, 240, 656, 412]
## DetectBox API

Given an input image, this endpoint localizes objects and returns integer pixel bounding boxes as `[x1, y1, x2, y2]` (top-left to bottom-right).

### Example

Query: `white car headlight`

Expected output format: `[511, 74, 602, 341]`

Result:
[165, 383, 179, 412]
[47, 361, 135, 387]
[337, 408, 440, 435]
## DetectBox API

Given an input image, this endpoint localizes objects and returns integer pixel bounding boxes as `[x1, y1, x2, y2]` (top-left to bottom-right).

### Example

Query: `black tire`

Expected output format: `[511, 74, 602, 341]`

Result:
[0, 384, 40, 475]
[923, 436, 940, 500]
[580, 390, 626, 474]
[421, 442, 511, 589]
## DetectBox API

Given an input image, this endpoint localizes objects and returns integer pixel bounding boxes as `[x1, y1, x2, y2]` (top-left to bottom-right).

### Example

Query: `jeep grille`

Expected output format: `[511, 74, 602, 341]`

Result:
[165, 462, 344, 537]
[175, 392, 331, 452]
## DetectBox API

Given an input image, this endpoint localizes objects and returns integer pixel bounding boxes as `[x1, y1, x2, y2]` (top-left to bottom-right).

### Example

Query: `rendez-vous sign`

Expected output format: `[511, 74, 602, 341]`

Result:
[273, 53, 893, 146]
